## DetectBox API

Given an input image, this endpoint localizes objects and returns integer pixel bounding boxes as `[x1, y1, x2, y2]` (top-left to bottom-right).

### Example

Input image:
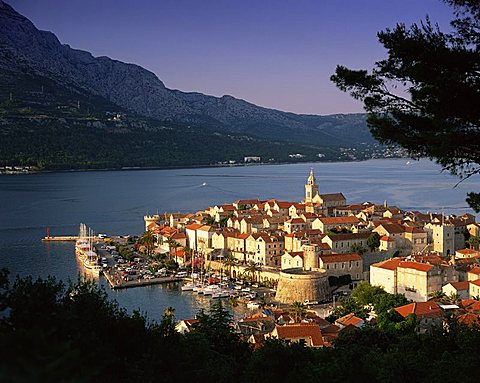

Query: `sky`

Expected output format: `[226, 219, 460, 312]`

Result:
[9, 0, 454, 115]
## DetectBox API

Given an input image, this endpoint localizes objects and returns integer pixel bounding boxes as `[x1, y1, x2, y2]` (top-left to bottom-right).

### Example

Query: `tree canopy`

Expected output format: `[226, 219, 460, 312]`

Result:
[2, 269, 480, 382]
[331, 0, 480, 211]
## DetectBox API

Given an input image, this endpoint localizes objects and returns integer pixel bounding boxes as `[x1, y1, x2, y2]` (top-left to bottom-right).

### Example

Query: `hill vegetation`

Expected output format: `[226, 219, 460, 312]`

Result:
[1, 270, 480, 383]
[0, 1, 387, 170]
[0, 69, 380, 170]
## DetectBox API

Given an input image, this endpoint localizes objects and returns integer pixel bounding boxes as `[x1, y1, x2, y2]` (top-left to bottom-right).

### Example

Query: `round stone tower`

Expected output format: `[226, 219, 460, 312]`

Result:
[275, 268, 330, 304]
[303, 244, 318, 271]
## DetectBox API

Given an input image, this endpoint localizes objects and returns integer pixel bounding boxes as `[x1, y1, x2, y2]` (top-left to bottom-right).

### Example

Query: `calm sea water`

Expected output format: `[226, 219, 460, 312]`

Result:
[1, 159, 479, 320]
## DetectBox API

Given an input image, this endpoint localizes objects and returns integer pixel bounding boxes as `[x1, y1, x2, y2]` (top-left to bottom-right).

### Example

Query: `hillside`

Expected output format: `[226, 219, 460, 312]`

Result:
[3, 69, 379, 170]
[0, 1, 382, 170]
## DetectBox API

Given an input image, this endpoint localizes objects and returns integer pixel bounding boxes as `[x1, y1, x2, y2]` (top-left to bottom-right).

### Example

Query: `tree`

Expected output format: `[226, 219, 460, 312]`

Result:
[428, 290, 448, 301]
[289, 301, 307, 323]
[351, 243, 367, 255]
[159, 306, 177, 339]
[222, 251, 237, 279]
[331, 1, 480, 211]
[166, 238, 180, 263]
[367, 232, 381, 252]
[245, 261, 262, 282]
[467, 235, 480, 250]
[138, 231, 155, 257]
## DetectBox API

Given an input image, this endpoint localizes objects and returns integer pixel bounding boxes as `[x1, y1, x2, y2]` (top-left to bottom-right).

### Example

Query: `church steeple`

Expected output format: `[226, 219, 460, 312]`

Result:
[305, 168, 319, 203]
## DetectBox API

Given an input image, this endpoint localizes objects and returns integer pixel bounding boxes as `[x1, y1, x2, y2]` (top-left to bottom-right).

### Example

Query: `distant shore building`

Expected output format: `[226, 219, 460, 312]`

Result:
[244, 156, 261, 163]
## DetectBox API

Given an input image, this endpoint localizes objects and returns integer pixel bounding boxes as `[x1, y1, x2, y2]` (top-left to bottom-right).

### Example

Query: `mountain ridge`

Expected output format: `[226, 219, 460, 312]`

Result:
[0, 0, 374, 147]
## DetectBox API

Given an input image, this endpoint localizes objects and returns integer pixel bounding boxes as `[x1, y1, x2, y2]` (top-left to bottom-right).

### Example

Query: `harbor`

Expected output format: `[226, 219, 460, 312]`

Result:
[103, 269, 180, 289]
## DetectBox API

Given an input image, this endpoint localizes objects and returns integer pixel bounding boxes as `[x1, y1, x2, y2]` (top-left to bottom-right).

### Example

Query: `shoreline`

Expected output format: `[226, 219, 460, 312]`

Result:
[0, 156, 409, 176]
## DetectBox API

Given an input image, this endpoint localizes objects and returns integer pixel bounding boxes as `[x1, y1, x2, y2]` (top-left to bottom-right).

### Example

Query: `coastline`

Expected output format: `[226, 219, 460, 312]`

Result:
[0, 155, 409, 176]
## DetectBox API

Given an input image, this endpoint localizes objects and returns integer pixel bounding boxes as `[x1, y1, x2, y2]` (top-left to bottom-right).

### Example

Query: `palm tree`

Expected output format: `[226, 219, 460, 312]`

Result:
[138, 231, 155, 257]
[245, 261, 261, 282]
[222, 251, 237, 279]
[167, 238, 181, 263]
[448, 293, 460, 303]
[289, 301, 307, 323]
[428, 290, 447, 302]
[184, 245, 192, 264]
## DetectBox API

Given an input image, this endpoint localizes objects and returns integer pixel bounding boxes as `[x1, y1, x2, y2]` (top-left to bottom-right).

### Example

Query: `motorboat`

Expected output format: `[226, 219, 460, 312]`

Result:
[211, 290, 230, 299]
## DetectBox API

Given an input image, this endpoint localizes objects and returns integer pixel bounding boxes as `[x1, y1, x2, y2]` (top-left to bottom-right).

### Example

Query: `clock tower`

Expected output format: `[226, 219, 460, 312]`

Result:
[305, 168, 319, 203]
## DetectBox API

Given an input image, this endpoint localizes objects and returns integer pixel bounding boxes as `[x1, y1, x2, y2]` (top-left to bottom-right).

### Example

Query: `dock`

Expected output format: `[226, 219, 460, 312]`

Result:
[103, 269, 180, 289]
[42, 236, 81, 242]
[42, 236, 102, 242]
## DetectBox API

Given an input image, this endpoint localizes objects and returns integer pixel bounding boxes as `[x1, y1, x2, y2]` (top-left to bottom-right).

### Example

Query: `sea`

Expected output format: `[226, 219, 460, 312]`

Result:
[1, 158, 479, 321]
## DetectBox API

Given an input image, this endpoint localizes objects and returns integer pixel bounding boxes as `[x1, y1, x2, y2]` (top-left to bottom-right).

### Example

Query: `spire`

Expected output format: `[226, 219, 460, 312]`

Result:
[307, 168, 316, 185]
[305, 168, 319, 203]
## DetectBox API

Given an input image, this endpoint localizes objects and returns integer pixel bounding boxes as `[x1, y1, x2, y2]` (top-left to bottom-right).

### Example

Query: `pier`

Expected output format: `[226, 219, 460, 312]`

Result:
[42, 235, 87, 242]
[103, 269, 180, 289]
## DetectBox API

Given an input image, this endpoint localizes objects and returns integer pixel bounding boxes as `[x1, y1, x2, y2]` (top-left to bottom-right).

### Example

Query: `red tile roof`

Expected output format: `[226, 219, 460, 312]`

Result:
[468, 266, 480, 275]
[395, 301, 443, 319]
[380, 235, 395, 242]
[319, 253, 362, 263]
[460, 298, 480, 312]
[447, 281, 470, 290]
[285, 251, 304, 258]
[372, 258, 404, 271]
[326, 233, 370, 242]
[457, 313, 480, 326]
[286, 218, 307, 224]
[273, 324, 324, 347]
[471, 279, 480, 287]
[186, 223, 203, 230]
[404, 226, 425, 234]
[317, 216, 360, 225]
[398, 261, 433, 272]
[336, 313, 364, 327]
[234, 199, 261, 205]
[319, 193, 346, 202]
[377, 223, 405, 234]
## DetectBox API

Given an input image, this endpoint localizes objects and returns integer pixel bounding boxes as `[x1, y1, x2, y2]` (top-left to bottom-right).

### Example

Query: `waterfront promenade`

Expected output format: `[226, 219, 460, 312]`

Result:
[103, 268, 180, 289]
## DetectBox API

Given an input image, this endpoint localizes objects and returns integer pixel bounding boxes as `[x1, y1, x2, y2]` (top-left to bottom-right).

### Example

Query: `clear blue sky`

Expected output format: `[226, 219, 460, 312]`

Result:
[9, 0, 453, 115]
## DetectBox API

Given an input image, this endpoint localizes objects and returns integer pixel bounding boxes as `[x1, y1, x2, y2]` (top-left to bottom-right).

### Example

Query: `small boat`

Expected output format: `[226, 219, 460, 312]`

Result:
[192, 284, 203, 292]
[247, 301, 260, 310]
[203, 285, 220, 296]
[212, 290, 230, 299]
[181, 283, 196, 291]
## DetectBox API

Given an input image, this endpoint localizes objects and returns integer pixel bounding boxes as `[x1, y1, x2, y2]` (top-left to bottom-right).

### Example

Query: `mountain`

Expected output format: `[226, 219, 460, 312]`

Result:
[0, 1, 381, 170]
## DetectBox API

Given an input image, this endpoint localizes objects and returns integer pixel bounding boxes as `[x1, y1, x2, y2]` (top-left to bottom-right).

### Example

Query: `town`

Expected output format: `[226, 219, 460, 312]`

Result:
[140, 169, 480, 347]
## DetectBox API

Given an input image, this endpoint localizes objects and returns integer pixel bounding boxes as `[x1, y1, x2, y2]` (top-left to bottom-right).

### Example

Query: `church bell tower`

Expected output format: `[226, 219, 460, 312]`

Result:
[305, 168, 319, 203]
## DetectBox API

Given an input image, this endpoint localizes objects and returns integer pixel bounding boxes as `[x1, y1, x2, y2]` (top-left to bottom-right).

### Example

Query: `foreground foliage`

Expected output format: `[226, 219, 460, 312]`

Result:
[1, 270, 480, 382]
[331, 0, 480, 211]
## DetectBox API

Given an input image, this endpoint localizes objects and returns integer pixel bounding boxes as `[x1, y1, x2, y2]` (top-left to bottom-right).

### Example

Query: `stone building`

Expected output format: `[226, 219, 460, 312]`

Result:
[318, 253, 363, 281]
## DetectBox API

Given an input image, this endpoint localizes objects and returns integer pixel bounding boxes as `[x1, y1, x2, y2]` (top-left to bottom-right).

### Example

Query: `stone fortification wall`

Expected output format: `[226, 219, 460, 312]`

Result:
[207, 260, 280, 282]
[275, 269, 330, 304]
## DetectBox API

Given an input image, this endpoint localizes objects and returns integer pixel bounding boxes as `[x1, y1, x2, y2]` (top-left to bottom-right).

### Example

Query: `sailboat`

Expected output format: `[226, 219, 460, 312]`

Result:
[181, 255, 201, 291]
[79, 226, 101, 274]
[75, 223, 90, 260]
